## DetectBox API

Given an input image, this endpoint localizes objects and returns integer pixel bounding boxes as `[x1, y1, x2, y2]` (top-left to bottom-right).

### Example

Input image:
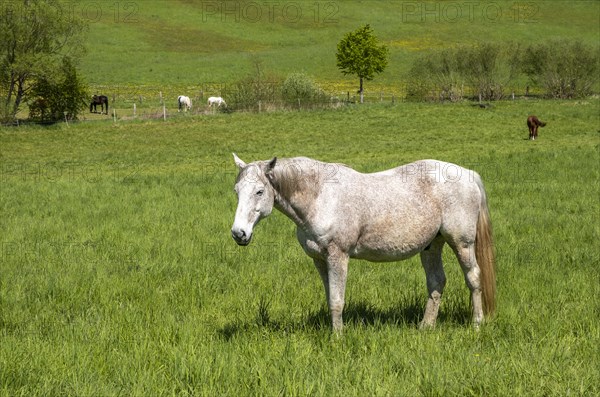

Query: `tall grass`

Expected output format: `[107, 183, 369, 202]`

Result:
[1, 98, 598, 395]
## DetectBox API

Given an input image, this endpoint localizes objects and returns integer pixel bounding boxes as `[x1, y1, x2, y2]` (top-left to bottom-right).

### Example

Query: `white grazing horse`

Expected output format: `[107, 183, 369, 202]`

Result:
[208, 96, 226, 107]
[231, 154, 496, 332]
[177, 95, 192, 112]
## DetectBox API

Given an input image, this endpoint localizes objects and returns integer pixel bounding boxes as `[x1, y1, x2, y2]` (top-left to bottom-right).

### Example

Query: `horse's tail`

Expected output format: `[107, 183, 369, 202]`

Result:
[105, 97, 109, 112]
[475, 175, 496, 317]
[529, 116, 546, 127]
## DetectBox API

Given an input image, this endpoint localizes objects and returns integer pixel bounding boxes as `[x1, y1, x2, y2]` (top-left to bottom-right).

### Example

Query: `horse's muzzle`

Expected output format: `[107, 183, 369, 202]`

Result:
[231, 229, 252, 246]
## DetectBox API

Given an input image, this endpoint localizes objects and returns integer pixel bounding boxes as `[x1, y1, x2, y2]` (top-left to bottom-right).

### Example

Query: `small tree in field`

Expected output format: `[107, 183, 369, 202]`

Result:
[336, 24, 389, 103]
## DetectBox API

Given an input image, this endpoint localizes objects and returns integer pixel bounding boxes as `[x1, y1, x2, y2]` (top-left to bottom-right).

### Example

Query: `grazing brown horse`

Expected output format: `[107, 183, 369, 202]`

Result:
[527, 115, 546, 140]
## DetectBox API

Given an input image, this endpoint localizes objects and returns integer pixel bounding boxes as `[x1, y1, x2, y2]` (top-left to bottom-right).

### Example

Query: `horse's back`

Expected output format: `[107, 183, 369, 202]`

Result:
[357, 160, 480, 197]
[319, 159, 480, 204]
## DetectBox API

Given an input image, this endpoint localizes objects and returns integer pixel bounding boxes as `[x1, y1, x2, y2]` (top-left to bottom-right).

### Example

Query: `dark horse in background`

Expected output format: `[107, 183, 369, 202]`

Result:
[527, 115, 546, 140]
[90, 95, 109, 114]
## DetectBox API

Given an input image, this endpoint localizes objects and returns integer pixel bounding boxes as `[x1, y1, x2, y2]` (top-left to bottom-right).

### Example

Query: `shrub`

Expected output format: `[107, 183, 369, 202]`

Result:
[406, 49, 464, 102]
[28, 57, 88, 122]
[406, 40, 599, 102]
[224, 68, 331, 111]
[282, 73, 317, 102]
[456, 42, 520, 101]
[406, 42, 520, 101]
[520, 40, 599, 98]
[222, 58, 281, 111]
[282, 72, 331, 108]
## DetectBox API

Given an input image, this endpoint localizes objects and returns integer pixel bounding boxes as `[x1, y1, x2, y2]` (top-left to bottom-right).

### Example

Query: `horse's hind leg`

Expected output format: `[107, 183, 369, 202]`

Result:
[450, 241, 484, 328]
[419, 237, 446, 329]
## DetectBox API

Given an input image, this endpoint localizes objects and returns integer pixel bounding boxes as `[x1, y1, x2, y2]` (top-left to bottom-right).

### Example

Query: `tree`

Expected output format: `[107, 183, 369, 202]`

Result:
[28, 56, 88, 123]
[1, 0, 88, 122]
[336, 24, 389, 103]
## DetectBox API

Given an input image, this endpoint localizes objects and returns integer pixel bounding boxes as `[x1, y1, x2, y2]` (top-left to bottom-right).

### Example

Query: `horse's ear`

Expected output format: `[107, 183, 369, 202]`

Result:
[233, 153, 246, 169]
[267, 157, 277, 170]
[266, 157, 277, 179]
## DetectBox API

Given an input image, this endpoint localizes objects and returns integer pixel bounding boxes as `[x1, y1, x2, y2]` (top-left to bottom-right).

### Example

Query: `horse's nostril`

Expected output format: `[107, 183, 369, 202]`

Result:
[232, 229, 246, 240]
[232, 228, 251, 246]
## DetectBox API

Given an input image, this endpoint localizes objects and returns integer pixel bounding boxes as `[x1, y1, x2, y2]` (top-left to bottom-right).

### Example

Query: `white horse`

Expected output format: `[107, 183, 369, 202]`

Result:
[208, 96, 226, 107]
[231, 154, 496, 332]
[177, 95, 192, 112]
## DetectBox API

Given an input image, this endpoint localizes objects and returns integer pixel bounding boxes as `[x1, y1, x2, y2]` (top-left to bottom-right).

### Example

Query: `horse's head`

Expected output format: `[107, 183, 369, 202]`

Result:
[231, 153, 277, 246]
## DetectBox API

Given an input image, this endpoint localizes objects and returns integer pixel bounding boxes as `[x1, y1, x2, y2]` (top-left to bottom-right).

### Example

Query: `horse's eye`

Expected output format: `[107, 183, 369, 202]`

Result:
[256, 189, 264, 196]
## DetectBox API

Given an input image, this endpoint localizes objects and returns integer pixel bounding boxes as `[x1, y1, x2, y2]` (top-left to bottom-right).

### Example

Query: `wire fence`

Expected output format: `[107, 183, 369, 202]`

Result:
[0, 82, 572, 127]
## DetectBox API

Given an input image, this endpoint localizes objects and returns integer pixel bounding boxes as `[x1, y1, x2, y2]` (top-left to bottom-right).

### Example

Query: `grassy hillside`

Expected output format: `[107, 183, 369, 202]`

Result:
[80, 0, 600, 89]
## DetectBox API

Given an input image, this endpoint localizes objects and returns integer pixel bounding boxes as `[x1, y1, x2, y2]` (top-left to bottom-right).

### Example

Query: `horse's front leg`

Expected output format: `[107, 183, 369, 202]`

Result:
[419, 237, 446, 329]
[314, 256, 347, 332]
[313, 258, 330, 305]
[325, 249, 349, 332]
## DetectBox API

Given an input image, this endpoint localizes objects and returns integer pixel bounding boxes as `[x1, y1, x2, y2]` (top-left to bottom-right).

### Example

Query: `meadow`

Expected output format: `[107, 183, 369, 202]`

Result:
[1, 98, 599, 396]
[1, 0, 600, 395]
[78, 0, 600, 92]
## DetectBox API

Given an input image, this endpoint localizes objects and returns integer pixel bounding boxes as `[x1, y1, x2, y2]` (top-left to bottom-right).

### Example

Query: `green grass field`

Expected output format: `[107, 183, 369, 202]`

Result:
[79, 0, 600, 89]
[1, 99, 599, 396]
[2, 0, 600, 395]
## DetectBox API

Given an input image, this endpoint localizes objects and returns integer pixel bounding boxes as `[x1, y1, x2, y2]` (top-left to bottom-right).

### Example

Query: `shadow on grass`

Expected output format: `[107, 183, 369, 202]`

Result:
[306, 301, 424, 329]
[217, 299, 472, 340]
